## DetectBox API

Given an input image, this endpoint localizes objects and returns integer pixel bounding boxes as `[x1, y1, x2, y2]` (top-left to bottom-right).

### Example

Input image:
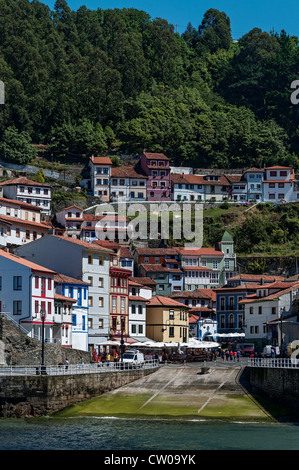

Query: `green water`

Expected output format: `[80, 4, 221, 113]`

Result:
[1, 416, 299, 450]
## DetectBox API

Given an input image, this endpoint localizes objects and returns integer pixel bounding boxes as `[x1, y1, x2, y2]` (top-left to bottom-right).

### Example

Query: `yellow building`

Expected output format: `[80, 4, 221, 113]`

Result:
[146, 296, 189, 343]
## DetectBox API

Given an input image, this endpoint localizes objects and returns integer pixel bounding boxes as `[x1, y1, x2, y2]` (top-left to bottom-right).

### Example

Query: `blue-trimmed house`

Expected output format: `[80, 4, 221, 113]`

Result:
[54, 273, 89, 351]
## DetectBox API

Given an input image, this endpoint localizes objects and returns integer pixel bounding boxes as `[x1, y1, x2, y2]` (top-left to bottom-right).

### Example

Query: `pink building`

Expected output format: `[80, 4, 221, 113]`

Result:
[140, 151, 171, 201]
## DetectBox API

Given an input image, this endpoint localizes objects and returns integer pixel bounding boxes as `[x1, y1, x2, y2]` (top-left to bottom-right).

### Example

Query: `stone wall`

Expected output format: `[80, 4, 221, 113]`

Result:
[0, 368, 155, 417]
[247, 366, 299, 414]
[0, 316, 92, 366]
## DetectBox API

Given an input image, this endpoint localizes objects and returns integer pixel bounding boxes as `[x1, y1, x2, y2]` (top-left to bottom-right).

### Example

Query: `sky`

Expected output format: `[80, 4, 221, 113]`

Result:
[44, 0, 299, 39]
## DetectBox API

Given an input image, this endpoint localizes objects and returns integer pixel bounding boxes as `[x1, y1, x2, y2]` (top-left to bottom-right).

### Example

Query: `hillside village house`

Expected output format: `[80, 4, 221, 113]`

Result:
[0, 177, 52, 215]
[140, 151, 171, 201]
[0, 249, 56, 343]
[146, 295, 190, 343]
[53, 293, 76, 348]
[54, 273, 89, 351]
[170, 289, 217, 341]
[89, 155, 112, 200]
[128, 279, 152, 342]
[15, 235, 112, 353]
[263, 166, 299, 203]
[239, 280, 299, 351]
[110, 166, 147, 202]
[243, 168, 264, 202]
[0, 197, 51, 248]
[55, 205, 83, 239]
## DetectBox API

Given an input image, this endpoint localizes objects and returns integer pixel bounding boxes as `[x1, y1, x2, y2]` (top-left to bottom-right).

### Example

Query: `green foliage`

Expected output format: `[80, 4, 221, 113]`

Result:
[34, 168, 45, 183]
[0, 1, 297, 168]
[0, 125, 37, 164]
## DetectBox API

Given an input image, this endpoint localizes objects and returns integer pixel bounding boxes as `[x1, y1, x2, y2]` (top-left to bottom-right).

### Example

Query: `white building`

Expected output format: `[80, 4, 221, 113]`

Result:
[0, 197, 51, 247]
[15, 234, 112, 352]
[0, 177, 52, 215]
[0, 249, 56, 343]
[110, 166, 147, 202]
[242, 168, 264, 202]
[239, 280, 299, 350]
[263, 166, 299, 203]
[89, 155, 112, 200]
[128, 278, 152, 341]
[55, 205, 83, 238]
[171, 174, 206, 202]
[54, 273, 89, 351]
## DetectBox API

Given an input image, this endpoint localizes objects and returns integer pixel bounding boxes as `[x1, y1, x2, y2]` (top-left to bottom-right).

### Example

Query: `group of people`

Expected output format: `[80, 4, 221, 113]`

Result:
[220, 348, 241, 362]
[93, 350, 120, 364]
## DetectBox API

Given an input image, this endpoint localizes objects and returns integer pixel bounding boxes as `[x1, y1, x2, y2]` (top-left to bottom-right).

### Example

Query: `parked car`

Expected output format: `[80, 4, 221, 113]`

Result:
[122, 350, 145, 368]
[242, 343, 255, 357]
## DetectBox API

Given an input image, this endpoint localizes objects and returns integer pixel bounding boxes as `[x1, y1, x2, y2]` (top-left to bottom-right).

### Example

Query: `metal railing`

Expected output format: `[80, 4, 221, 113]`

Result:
[0, 359, 160, 376]
[247, 357, 299, 369]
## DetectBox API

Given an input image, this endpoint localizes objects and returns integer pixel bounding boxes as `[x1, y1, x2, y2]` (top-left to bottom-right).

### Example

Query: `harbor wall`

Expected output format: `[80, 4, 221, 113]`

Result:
[0, 368, 156, 418]
[247, 366, 299, 414]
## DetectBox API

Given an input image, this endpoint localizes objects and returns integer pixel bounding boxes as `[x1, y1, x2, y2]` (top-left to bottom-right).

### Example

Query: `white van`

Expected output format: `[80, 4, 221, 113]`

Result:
[262, 345, 280, 357]
[122, 350, 144, 368]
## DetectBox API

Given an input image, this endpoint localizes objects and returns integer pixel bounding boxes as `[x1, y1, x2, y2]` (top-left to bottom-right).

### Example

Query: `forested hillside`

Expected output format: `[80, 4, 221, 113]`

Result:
[0, 0, 299, 169]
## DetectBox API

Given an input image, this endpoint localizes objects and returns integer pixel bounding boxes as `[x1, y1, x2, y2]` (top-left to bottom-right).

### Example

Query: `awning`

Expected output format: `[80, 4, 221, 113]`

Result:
[214, 332, 245, 338]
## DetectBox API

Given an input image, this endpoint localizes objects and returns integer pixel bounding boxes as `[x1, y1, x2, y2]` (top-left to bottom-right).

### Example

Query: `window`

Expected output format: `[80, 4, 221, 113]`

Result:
[270, 171, 277, 177]
[88, 276, 93, 286]
[48, 278, 52, 290]
[272, 307, 277, 315]
[220, 297, 225, 311]
[121, 297, 125, 310]
[99, 255, 104, 266]
[98, 319, 103, 329]
[35, 301, 39, 314]
[250, 307, 253, 315]
[99, 297, 104, 307]
[212, 260, 218, 269]
[13, 301, 22, 315]
[13, 276, 22, 291]
[48, 302, 51, 314]
[169, 309, 174, 319]
[169, 326, 174, 337]
[112, 297, 117, 310]
[131, 324, 136, 334]
[258, 306, 262, 314]
[99, 277, 104, 288]
[88, 296, 93, 307]
[132, 304, 136, 314]
[88, 254, 93, 264]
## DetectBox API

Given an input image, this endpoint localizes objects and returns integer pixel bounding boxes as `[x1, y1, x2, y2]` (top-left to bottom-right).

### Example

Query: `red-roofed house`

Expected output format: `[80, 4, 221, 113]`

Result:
[110, 166, 147, 202]
[146, 295, 189, 343]
[0, 177, 52, 215]
[89, 155, 112, 200]
[140, 151, 171, 201]
[0, 249, 57, 344]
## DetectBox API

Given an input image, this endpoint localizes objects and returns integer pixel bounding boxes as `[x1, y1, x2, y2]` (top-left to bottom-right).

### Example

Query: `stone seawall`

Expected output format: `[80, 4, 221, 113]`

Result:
[247, 367, 299, 414]
[0, 368, 156, 418]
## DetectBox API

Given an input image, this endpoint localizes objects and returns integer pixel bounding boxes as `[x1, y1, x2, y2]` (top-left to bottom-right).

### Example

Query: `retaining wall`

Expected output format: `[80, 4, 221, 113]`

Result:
[0, 368, 156, 418]
[247, 366, 299, 414]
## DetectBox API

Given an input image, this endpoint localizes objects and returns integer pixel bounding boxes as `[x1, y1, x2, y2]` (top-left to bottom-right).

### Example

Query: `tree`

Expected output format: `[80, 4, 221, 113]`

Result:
[0, 126, 37, 164]
[197, 9, 232, 54]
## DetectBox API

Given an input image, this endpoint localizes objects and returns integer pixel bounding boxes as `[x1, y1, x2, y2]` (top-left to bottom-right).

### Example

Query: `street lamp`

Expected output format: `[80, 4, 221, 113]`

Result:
[120, 315, 124, 367]
[40, 308, 47, 374]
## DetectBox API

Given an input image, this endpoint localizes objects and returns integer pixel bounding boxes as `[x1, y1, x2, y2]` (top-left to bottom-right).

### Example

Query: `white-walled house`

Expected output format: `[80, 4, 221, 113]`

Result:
[15, 235, 113, 352]
[54, 273, 89, 351]
[0, 197, 51, 247]
[0, 249, 56, 343]
[239, 281, 299, 351]
[89, 155, 112, 200]
[0, 177, 52, 215]
[263, 166, 299, 203]
[55, 205, 83, 239]
[128, 279, 152, 341]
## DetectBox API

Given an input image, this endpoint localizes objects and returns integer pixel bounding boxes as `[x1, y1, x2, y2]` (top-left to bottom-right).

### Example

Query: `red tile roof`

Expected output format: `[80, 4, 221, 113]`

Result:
[0, 214, 51, 230]
[0, 197, 42, 211]
[0, 177, 50, 187]
[111, 166, 147, 178]
[143, 152, 169, 161]
[239, 282, 299, 304]
[228, 274, 285, 283]
[170, 290, 213, 300]
[178, 247, 224, 257]
[54, 293, 77, 302]
[89, 156, 112, 165]
[146, 295, 190, 308]
[52, 235, 113, 252]
[0, 249, 56, 273]
[54, 273, 89, 285]
[135, 247, 179, 256]
[129, 295, 148, 302]
[130, 277, 157, 286]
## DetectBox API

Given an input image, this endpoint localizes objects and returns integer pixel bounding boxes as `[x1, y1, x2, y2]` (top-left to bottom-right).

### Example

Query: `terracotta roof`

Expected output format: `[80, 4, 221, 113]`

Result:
[265, 166, 292, 170]
[0, 214, 51, 230]
[111, 166, 147, 178]
[119, 247, 134, 258]
[243, 168, 264, 173]
[189, 307, 215, 313]
[143, 152, 169, 161]
[54, 273, 89, 285]
[228, 274, 285, 283]
[0, 197, 42, 211]
[178, 247, 224, 257]
[129, 295, 148, 302]
[197, 289, 216, 302]
[130, 277, 157, 286]
[89, 156, 112, 165]
[239, 282, 299, 304]
[0, 177, 50, 187]
[93, 240, 120, 250]
[0, 249, 56, 273]
[182, 266, 212, 271]
[54, 293, 76, 302]
[135, 247, 179, 256]
[170, 290, 213, 300]
[171, 174, 205, 185]
[52, 235, 113, 252]
[146, 295, 190, 308]
[56, 205, 83, 213]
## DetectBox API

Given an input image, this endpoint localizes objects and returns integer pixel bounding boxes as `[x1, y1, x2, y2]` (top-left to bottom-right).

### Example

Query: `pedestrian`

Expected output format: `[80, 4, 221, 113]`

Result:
[233, 350, 237, 361]
[221, 349, 225, 361]
[106, 352, 110, 366]
[226, 350, 229, 361]
[229, 350, 233, 361]
[65, 359, 69, 370]
[237, 350, 240, 361]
